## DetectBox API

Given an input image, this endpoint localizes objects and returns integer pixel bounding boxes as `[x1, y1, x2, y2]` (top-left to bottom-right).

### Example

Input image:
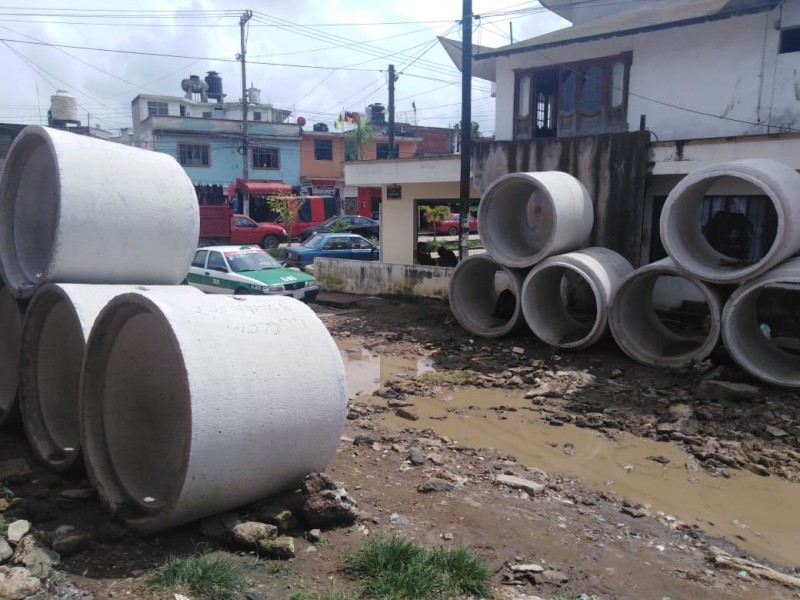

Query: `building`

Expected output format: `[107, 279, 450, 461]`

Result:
[438, 0, 800, 268]
[128, 71, 300, 217]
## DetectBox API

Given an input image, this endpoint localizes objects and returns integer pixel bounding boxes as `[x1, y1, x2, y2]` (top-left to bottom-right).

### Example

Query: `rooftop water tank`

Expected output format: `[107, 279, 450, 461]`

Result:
[367, 103, 385, 125]
[313, 123, 329, 132]
[247, 86, 261, 104]
[205, 71, 224, 103]
[50, 91, 78, 122]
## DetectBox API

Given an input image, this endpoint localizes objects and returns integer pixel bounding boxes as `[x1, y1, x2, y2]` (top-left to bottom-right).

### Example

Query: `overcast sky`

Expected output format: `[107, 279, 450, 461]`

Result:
[0, 1, 569, 136]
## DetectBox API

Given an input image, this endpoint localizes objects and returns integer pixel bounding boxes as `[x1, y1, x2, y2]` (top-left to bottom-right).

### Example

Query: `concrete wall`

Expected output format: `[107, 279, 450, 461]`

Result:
[313, 258, 451, 298]
[493, 4, 800, 142]
[300, 133, 345, 180]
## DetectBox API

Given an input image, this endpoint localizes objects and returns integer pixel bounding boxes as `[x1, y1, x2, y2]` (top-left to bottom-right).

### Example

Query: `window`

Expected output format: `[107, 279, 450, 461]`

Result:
[202, 112, 212, 118]
[180, 105, 187, 117]
[253, 111, 262, 121]
[147, 101, 168, 116]
[234, 216, 255, 228]
[252, 147, 280, 169]
[514, 53, 631, 139]
[207, 251, 227, 271]
[191, 250, 208, 268]
[780, 27, 800, 53]
[178, 143, 210, 167]
[376, 143, 399, 159]
[314, 139, 333, 161]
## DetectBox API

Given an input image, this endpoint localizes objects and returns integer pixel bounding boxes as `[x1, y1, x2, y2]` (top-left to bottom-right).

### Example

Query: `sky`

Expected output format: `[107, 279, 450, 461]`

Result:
[0, 1, 570, 137]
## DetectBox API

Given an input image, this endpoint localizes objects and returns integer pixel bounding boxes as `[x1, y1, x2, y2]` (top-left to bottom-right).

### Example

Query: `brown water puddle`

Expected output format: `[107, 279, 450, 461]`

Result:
[338, 346, 800, 569]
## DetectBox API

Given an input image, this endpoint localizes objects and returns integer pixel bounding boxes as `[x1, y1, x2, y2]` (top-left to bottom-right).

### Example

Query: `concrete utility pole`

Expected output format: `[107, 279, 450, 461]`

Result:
[388, 64, 396, 158]
[239, 10, 253, 215]
[459, 0, 472, 261]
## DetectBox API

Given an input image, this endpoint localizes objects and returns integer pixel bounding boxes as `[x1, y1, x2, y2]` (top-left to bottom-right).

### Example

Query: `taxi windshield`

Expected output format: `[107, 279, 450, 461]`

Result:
[226, 251, 282, 272]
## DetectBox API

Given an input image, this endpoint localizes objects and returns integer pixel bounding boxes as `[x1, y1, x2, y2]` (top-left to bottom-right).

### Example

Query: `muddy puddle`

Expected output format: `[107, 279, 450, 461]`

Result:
[339, 346, 800, 569]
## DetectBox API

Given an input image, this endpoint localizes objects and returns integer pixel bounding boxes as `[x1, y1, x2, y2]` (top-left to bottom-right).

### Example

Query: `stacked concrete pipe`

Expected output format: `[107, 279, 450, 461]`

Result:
[18, 284, 203, 472]
[478, 171, 594, 269]
[608, 258, 730, 368]
[80, 290, 347, 534]
[660, 159, 800, 284]
[0, 284, 26, 424]
[0, 125, 199, 299]
[520, 247, 633, 350]
[721, 257, 800, 387]
[448, 254, 528, 338]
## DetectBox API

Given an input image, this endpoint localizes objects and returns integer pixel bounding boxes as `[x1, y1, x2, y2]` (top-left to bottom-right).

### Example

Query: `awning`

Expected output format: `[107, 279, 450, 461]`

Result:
[235, 178, 292, 195]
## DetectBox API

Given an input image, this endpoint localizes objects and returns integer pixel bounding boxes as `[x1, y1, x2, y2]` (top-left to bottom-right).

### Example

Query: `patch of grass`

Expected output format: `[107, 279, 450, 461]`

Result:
[289, 588, 358, 600]
[341, 535, 491, 600]
[418, 369, 475, 387]
[0, 483, 13, 500]
[268, 562, 293, 576]
[146, 553, 245, 600]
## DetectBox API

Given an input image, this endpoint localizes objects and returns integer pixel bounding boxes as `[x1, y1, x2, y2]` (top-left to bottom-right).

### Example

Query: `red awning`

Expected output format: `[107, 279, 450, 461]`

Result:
[236, 179, 292, 196]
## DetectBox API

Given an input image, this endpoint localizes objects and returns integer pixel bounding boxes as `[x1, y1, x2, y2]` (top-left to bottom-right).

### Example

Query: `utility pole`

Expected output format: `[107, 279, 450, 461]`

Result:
[388, 64, 396, 158]
[238, 10, 253, 215]
[459, 0, 472, 261]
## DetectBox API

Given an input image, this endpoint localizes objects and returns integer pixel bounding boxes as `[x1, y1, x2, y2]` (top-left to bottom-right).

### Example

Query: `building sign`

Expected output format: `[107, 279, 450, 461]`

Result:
[387, 184, 401, 199]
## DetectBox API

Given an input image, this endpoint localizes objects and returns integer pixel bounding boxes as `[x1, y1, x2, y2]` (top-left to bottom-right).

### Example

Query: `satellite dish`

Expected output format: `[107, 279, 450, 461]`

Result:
[297, 117, 306, 126]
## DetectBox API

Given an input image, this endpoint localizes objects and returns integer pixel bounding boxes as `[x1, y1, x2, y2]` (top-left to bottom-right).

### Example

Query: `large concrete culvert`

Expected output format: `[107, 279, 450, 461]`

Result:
[608, 258, 728, 368]
[0, 125, 200, 299]
[477, 171, 594, 269]
[18, 284, 202, 472]
[520, 247, 633, 350]
[721, 257, 800, 387]
[448, 254, 528, 338]
[660, 159, 800, 284]
[80, 290, 347, 534]
[0, 284, 26, 424]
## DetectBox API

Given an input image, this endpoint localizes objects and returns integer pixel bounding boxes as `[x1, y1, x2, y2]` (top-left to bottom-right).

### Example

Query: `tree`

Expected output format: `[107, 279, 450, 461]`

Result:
[425, 205, 451, 242]
[345, 118, 373, 161]
[453, 121, 482, 152]
[267, 194, 306, 246]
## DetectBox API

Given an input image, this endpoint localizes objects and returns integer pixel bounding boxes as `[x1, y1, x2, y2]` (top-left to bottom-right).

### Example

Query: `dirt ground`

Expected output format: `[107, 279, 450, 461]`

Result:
[2, 293, 800, 600]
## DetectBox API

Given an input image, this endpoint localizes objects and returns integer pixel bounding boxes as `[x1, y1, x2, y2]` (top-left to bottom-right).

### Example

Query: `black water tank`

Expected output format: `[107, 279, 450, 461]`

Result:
[313, 122, 329, 132]
[205, 71, 223, 100]
[368, 103, 385, 125]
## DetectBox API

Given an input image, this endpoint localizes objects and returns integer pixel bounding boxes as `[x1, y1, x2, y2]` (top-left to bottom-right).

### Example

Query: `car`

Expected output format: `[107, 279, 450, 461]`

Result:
[430, 213, 478, 235]
[298, 215, 380, 243]
[186, 245, 319, 301]
[283, 233, 380, 270]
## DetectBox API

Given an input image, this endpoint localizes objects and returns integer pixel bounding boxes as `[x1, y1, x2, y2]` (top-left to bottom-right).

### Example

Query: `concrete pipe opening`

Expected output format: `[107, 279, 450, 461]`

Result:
[448, 254, 527, 338]
[81, 291, 347, 534]
[0, 125, 199, 299]
[721, 257, 800, 387]
[521, 247, 633, 350]
[659, 159, 800, 284]
[477, 171, 594, 269]
[0, 285, 26, 424]
[608, 258, 727, 368]
[19, 284, 202, 472]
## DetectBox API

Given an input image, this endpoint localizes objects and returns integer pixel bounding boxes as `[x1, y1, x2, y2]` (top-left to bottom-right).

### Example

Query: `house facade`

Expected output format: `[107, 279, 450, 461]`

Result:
[441, 0, 800, 267]
[128, 72, 301, 215]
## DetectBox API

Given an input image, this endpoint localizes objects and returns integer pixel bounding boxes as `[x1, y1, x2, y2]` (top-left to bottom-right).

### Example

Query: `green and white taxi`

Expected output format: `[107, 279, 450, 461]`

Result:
[186, 245, 319, 301]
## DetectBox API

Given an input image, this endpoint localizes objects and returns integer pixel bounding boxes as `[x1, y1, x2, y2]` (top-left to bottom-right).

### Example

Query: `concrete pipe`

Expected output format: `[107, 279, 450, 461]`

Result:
[18, 284, 202, 472]
[660, 159, 800, 284]
[81, 290, 347, 534]
[721, 257, 800, 387]
[520, 247, 633, 350]
[0, 284, 26, 425]
[0, 125, 199, 299]
[478, 171, 594, 268]
[608, 258, 728, 368]
[448, 254, 528, 338]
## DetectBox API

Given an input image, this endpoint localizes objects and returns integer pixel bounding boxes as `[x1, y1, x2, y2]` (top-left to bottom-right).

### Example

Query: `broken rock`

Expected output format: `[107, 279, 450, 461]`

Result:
[301, 473, 359, 528]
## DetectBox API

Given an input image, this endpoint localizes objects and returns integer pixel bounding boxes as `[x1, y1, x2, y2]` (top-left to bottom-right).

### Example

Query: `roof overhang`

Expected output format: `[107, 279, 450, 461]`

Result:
[236, 179, 292, 195]
[437, 37, 498, 83]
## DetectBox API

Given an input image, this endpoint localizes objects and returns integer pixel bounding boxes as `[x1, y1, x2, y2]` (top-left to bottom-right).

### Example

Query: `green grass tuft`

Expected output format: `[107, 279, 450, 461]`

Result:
[341, 535, 491, 599]
[146, 553, 245, 600]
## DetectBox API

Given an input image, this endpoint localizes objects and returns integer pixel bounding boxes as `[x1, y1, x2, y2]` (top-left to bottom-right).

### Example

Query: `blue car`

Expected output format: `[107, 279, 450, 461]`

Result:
[283, 233, 380, 270]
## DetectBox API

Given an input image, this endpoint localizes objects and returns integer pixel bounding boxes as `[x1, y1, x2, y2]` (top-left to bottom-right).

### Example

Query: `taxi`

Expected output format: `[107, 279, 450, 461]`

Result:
[186, 245, 319, 301]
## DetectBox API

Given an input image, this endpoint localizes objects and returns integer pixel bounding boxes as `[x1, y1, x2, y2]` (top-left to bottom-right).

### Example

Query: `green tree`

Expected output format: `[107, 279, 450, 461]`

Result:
[425, 205, 451, 242]
[267, 194, 307, 245]
[345, 118, 373, 161]
[453, 121, 482, 140]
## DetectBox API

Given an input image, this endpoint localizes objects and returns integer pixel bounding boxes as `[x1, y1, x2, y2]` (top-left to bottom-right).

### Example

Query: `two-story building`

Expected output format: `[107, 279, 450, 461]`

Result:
[128, 72, 300, 217]
[438, 0, 800, 268]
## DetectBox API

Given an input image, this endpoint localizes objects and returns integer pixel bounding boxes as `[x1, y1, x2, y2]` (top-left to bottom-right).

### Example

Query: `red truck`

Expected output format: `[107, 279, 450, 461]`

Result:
[199, 206, 288, 248]
[251, 195, 340, 239]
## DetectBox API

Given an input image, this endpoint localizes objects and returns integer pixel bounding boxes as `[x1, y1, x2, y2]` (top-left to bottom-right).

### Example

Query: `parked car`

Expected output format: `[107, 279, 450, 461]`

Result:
[430, 213, 478, 235]
[186, 245, 319, 301]
[283, 233, 380, 270]
[298, 215, 380, 243]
